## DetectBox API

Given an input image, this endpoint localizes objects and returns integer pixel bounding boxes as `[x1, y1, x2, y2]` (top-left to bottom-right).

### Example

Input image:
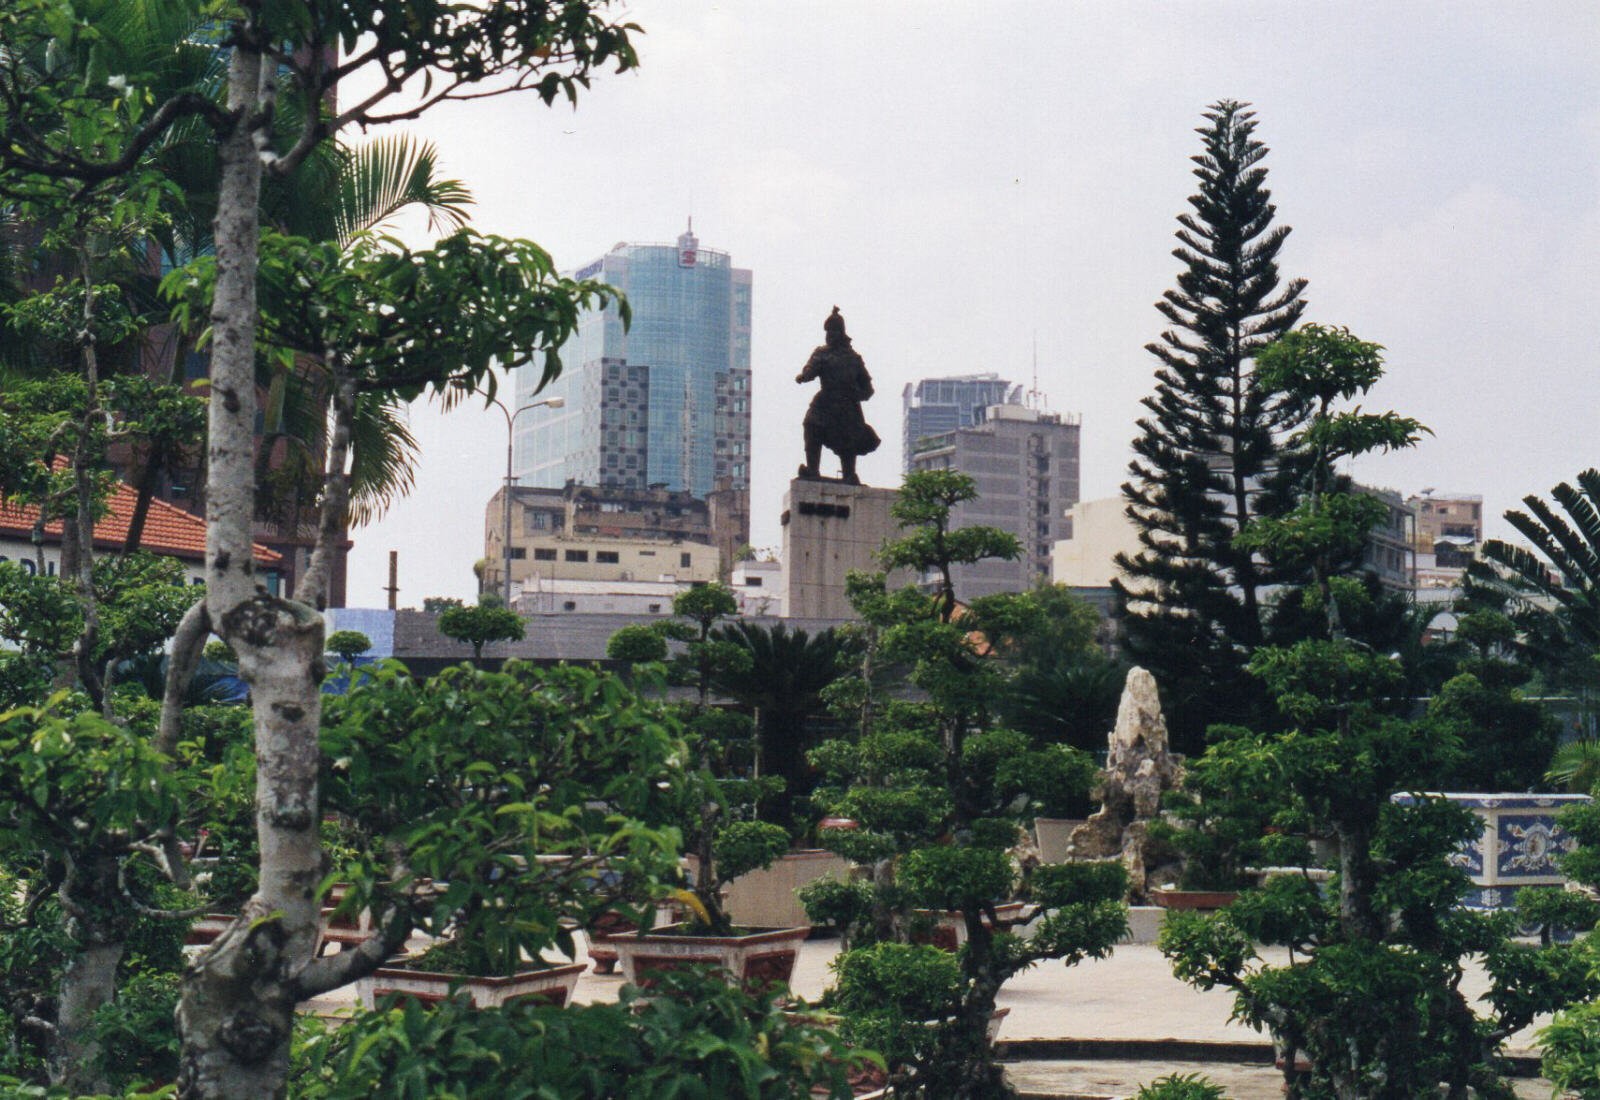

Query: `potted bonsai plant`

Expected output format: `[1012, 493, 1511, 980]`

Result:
[1147, 724, 1301, 909]
[359, 926, 588, 1009]
[315, 659, 688, 1013]
[596, 586, 806, 986]
[1027, 741, 1101, 868]
[599, 812, 802, 987]
[800, 471, 1130, 1094]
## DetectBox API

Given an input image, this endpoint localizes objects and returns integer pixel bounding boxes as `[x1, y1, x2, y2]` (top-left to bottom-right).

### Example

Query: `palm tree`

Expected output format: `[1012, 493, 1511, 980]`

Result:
[1468, 469, 1600, 691]
[712, 621, 855, 829]
[247, 136, 475, 534]
[1546, 738, 1600, 795]
[1002, 654, 1125, 755]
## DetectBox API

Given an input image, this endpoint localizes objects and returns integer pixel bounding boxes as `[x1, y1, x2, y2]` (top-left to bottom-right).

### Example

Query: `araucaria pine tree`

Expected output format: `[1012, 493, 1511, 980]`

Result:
[1116, 99, 1310, 749]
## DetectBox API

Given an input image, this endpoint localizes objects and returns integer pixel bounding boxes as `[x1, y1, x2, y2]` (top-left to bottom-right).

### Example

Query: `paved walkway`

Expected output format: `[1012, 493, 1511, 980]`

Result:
[566, 935, 1551, 1098]
[566, 934, 1542, 1052]
[312, 934, 1553, 1098]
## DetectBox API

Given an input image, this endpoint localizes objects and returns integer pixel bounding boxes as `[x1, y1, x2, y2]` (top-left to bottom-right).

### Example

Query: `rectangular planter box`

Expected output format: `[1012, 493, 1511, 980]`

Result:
[584, 904, 681, 974]
[1032, 818, 1086, 865]
[911, 902, 1035, 951]
[1394, 792, 1590, 912]
[687, 849, 848, 930]
[598, 924, 809, 987]
[357, 960, 587, 1009]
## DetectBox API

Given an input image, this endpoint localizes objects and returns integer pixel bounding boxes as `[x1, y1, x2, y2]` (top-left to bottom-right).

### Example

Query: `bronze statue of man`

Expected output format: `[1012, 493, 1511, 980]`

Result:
[796, 306, 880, 484]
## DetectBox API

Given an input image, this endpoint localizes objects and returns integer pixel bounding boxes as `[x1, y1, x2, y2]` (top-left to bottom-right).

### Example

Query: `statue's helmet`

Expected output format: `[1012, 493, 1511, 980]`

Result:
[823, 306, 845, 335]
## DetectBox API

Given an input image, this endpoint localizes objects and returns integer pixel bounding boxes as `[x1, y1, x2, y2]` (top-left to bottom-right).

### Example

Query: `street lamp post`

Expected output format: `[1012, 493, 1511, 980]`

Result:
[487, 394, 564, 608]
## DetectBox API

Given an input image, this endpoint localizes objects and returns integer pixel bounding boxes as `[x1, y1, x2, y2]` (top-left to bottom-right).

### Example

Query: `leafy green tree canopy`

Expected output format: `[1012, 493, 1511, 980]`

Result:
[436, 603, 524, 660]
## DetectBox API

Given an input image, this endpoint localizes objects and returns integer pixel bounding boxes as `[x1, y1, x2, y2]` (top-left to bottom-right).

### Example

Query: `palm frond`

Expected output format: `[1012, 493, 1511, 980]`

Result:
[331, 136, 474, 247]
[346, 395, 419, 527]
[1546, 738, 1600, 795]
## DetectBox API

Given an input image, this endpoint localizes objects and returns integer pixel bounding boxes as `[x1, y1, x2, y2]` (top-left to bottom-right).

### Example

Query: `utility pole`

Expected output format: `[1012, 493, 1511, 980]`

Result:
[384, 550, 399, 610]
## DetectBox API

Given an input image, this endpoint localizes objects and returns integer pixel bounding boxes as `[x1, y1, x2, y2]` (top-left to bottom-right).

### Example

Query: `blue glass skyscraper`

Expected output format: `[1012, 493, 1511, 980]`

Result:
[512, 222, 753, 500]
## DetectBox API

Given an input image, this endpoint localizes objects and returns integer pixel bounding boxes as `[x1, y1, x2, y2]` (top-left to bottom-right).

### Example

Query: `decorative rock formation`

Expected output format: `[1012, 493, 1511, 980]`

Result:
[1065, 666, 1183, 901]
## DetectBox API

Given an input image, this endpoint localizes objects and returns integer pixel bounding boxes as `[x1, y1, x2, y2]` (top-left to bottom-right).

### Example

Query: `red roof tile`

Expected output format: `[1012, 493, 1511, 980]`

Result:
[0, 477, 282, 567]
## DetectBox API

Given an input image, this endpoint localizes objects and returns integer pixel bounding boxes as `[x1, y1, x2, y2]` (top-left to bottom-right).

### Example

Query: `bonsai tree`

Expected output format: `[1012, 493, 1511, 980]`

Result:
[318, 659, 687, 980]
[1149, 725, 1301, 892]
[437, 600, 525, 661]
[805, 470, 1126, 1098]
[1160, 326, 1599, 1097]
[609, 584, 790, 937]
[826, 942, 963, 1086]
[1536, 783, 1600, 1086]
[324, 630, 373, 665]
[605, 622, 669, 663]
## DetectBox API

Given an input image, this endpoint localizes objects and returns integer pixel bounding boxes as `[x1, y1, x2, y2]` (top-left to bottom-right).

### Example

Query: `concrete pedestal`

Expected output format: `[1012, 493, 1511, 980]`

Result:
[781, 478, 899, 620]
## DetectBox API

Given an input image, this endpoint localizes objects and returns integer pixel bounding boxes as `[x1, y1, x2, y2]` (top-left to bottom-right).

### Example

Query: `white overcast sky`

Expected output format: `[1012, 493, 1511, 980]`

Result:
[342, 2, 1600, 608]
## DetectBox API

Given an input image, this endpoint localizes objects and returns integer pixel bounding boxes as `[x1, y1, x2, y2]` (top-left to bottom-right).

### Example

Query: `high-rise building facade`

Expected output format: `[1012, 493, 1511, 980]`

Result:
[512, 222, 752, 501]
[908, 403, 1081, 599]
[901, 374, 1023, 474]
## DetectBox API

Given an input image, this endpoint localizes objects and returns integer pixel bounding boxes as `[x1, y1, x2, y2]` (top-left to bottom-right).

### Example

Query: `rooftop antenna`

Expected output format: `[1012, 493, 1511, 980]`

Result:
[1027, 331, 1047, 411]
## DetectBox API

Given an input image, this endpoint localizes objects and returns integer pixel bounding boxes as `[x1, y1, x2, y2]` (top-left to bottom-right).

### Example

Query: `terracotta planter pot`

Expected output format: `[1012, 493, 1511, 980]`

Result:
[597, 924, 809, 987]
[358, 959, 587, 1009]
[584, 905, 680, 974]
[911, 902, 1034, 951]
[1149, 887, 1240, 910]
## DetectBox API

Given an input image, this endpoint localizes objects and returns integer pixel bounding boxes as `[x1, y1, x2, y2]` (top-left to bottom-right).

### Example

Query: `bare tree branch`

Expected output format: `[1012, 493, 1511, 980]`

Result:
[156, 599, 211, 756]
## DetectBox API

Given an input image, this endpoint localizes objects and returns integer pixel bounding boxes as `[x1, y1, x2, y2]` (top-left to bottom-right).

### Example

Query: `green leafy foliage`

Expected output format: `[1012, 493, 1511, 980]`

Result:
[606, 623, 668, 663]
[1468, 469, 1600, 694]
[1001, 590, 1123, 756]
[1151, 727, 1296, 890]
[0, 654, 53, 711]
[711, 621, 855, 831]
[1134, 1072, 1227, 1100]
[292, 968, 870, 1100]
[712, 821, 791, 884]
[90, 970, 180, 1092]
[827, 943, 962, 1076]
[1158, 634, 1589, 1097]
[797, 879, 876, 948]
[435, 603, 524, 659]
[1555, 797, 1600, 894]
[0, 552, 195, 673]
[808, 469, 1127, 1095]
[1540, 998, 1600, 1099]
[1515, 887, 1600, 946]
[1155, 319, 1561, 1095]
[899, 847, 1013, 913]
[320, 660, 686, 977]
[0, 698, 185, 861]
[323, 630, 371, 663]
